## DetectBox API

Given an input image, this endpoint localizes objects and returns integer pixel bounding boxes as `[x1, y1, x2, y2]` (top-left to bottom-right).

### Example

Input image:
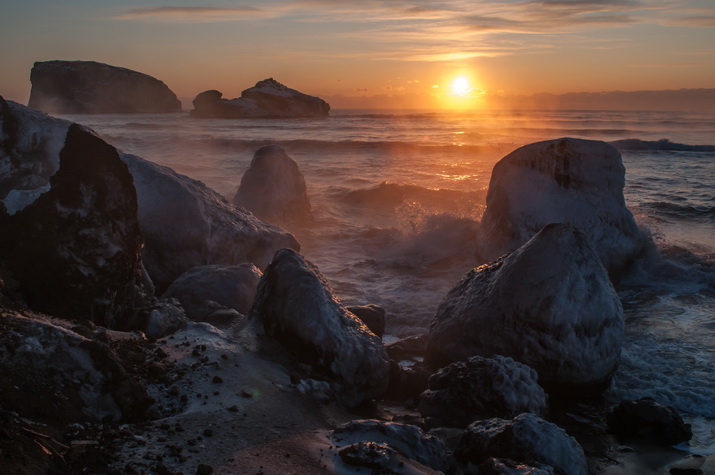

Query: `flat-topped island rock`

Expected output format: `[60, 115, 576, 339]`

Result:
[28, 60, 181, 114]
[191, 78, 330, 118]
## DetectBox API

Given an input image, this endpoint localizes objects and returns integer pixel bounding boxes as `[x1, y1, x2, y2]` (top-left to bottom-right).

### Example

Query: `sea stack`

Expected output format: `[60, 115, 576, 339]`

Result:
[191, 78, 330, 118]
[28, 60, 182, 114]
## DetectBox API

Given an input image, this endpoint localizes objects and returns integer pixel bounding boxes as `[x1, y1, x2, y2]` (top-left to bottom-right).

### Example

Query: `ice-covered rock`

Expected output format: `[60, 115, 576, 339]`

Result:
[607, 397, 692, 445]
[161, 264, 261, 326]
[232, 145, 311, 223]
[0, 309, 153, 424]
[420, 355, 547, 427]
[143, 299, 188, 338]
[28, 60, 181, 114]
[120, 153, 300, 292]
[249, 249, 390, 407]
[427, 223, 624, 391]
[190, 78, 330, 118]
[479, 137, 647, 277]
[331, 419, 448, 471]
[0, 100, 150, 328]
[454, 413, 587, 475]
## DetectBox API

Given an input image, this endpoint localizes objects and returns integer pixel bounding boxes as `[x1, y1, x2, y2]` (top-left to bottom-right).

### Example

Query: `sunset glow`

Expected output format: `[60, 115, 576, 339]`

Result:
[450, 77, 471, 96]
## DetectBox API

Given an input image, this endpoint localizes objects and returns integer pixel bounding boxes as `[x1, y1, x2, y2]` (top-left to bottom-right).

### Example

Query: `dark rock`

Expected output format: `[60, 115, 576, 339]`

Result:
[427, 223, 624, 393]
[190, 78, 329, 118]
[455, 413, 587, 475]
[233, 145, 311, 224]
[0, 101, 151, 328]
[331, 419, 448, 471]
[419, 355, 548, 428]
[195, 464, 214, 475]
[346, 304, 386, 338]
[607, 397, 692, 445]
[162, 264, 261, 326]
[385, 360, 431, 403]
[144, 300, 188, 338]
[386, 334, 427, 361]
[120, 153, 300, 292]
[478, 457, 556, 474]
[479, 137, 647, 278]
[339, 441, 398, 470]
[28, 60, 181, 114]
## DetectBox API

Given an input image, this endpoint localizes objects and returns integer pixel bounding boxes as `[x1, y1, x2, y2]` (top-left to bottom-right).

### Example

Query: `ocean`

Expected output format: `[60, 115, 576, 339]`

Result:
[60, 109, 715, 454]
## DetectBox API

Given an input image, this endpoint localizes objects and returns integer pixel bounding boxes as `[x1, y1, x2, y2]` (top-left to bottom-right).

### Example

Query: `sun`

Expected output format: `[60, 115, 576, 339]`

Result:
[450, 76, 471, 96]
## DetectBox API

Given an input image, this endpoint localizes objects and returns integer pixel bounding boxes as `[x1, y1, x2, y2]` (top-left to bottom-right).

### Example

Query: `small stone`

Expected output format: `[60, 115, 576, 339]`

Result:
[196, 463, 214, 474]
[203, 428, 214, 437]
[212, 375, 223, 384]
[227, 405, 239, 412]
[241, 390, 253, 398]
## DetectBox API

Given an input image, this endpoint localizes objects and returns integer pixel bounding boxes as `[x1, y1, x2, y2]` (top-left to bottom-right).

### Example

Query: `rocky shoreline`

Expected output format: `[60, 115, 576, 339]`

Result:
[1, 98, 709, 474]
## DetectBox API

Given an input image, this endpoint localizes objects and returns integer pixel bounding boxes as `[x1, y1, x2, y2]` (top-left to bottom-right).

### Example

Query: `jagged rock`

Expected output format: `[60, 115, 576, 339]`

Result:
[143, 299, 188, 338]
[161, 264, 261, 326]
[386, 334, 427, 361]
[0, 309, 153, 425]
[249, 249, 389, 408]
[607, 397, 692, 445]
[0, 100, 150, 328]
[479, 137, 647, 277]
[455, 413, 587, 475]
[190, 78, 330, 118]
[331, 419, 448, 471]
[427, 223, 624, 392]
[478, 458, 556, 474]
[28, 60, 181, 114]
[346, 304, 386, 338]
[232, 145, 311, 223]
[420, 355, 548, 428]
[120, 153, 300, 292]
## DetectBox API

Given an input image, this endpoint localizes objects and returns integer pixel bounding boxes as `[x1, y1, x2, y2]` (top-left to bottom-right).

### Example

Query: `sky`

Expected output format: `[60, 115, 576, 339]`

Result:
[1, 0, 714, 109]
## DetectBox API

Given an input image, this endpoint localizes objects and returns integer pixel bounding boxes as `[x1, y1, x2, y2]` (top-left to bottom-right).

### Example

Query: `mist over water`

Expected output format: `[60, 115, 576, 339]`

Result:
[63, 109, 715, 452]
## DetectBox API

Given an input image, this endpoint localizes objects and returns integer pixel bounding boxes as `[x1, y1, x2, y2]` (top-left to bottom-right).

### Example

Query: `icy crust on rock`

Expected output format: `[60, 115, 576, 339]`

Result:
[427, 223, 624, 389]
[455, 413, 587, 475]
[331, 419, 448, 471]
[0, 117, 150, 328]
[479, 137, 647, 275]
[250, 249, 390, 408]
[420, 355, 547, 427]
[28, 60, 181, 114]
[120, 153, 300, 291]
[0, 99, 70, 215]
[0, 310, 151, 424]
[161, 264, 262, 325]
[232, 145, 311, 223]
[190, 78, 330, 118]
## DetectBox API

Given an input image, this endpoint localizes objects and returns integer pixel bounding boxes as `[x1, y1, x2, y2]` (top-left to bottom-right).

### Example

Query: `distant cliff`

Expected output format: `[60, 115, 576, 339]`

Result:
[28, 60, 182, 114]
[191, 78, 330, 118]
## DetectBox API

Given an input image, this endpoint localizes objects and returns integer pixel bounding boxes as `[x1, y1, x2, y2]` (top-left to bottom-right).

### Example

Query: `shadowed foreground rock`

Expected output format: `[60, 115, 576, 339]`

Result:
[479, 137, 648, 277]
[250, 249, 390, 408]
[0, 100, 150, 328]
[191, 78, 330, 118]
[607, 397, 692, 445]
[28, 60, 181, 114]
[427, 223, 624, 392]
[233, 145, 311, 223]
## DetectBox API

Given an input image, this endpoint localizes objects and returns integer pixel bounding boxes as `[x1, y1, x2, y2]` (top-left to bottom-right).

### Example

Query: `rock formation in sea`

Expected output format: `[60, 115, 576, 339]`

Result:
[190, 78, 330, 118]
[233, 145, 311, 223]
[478, 137, 647, 277]
[249, 249, 390, 408]
[28, 60, 182, 114]
[0, 99, 151, 329]
[161, 264, 262, 327]
[427, 223, 625, 392]
[454, 413, 588, 475]
[419, 355, 548, 428]
[120, 153, 300, 292]
[607, 397, 693, 445]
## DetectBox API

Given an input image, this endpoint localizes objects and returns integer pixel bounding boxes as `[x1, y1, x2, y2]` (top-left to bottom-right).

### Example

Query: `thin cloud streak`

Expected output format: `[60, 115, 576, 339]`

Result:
[112, 6, 269, 22]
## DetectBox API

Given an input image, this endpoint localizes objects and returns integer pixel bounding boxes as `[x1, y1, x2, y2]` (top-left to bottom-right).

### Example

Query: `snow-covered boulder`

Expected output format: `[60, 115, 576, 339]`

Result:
[161, 264, 261, 326]
[28, 60, 181, 114]
[0, 100, 151, 328]
[331, 419, 448, 471]
[120, 153, 300, 292]
[427, 223, 624, 391]
[190, 78, 330, 118]
[0, 309, 153, 424]
[249, 249, 390, 407]
[420, 355, 547, 427]
[479, 138, 647, 277]
[454, 413, 587, 475]
[232, 145, 311, 223]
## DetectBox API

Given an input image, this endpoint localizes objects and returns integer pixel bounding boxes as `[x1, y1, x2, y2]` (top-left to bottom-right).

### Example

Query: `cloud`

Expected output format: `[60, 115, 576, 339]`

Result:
[112, 6, 268, 22]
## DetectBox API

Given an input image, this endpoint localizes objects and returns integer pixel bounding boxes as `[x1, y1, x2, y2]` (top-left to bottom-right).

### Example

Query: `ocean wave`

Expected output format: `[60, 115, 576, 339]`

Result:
[644, 201, 715, 222]
[611, 138, 715, 152]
